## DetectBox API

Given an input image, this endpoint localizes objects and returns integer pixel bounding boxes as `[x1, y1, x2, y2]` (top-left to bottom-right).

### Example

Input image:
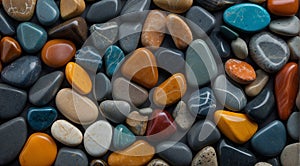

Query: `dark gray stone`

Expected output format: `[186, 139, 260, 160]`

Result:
[210, 30, 231, 60]
[36, 0, 60, 26]
[99, 100, 131, 123]
[94, 73, 112, 102]
[155, 48, 185, 74]
[120, 0, 150, 22]
[0, 8, 15, 36]
[75, 46, 102, 73]
[54, 147, 88, 166]
[119, 22, 142, 53]
[287, 112, 299, 140]
[196, 0, 239, 11]
[269, 16, 300, 36]
[86, 0, 122, 23]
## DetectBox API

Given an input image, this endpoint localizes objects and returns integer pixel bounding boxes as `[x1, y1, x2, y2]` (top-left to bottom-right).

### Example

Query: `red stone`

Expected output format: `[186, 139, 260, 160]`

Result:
[275, 62, 299, 121]
[268, 0, 299, 16]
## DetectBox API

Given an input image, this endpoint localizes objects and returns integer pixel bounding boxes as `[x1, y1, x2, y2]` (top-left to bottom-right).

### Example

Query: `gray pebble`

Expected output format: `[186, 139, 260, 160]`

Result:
[54, 147, 88, 166]
[191, 146, 218, 166]
[269, 16, 300, 36]
[287, 112, 299, 140]
[288, 36, 300, 60]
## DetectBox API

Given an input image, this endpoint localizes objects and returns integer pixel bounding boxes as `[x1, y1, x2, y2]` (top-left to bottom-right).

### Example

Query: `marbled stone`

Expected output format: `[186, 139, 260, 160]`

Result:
[231, 37, 248, 59]
[126, 111, 148, 136]
[27, 107, 57, 131]
[75, 46, 102, 73]
[269, 16, 300, 36]
[36, 0, 59, 26]
[245, 69, 269, 97]
[90, 22, 118, 51]
[113, 124, 136, 150]
[0, 36, 22, 63]
[210, 30, 231, 60]
[155, 48, 185, 74]
[172, 101, 195, 130]
[60, 0, 85, 20]
[119, 22, 142, 53]
[0, 8, 15, 35]
[2, 0, 36, 21]
[280, 143, 300, 166]
[191, 146, 218, 166]
[94, 73, 112, 101]
[287, 112, 299, 140]
[54, 148, 88, 166]
[196, 0, 239, 11]
[147, 159, 170, 166]
[99, 100, 130, 123]
[268, 0, 299, 16]
[225, 59, 256, 84]
[288, 36, 300, 60]
[104, 45, 125, 77]
[153, 0, 192, 13]
[86, 0, 121, 23]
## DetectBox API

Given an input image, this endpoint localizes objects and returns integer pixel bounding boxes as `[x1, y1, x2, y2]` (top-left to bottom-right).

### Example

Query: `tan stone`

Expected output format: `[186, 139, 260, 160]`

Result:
[126, 111, 148, 136]
[60, 0, 86, 20]
[245, 69, 269, 97]
[153, 0, 193, 13]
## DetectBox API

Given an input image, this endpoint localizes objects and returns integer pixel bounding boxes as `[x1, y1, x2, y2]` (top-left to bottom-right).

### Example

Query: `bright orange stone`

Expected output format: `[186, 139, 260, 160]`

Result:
[65, 62, 92, 95]
[225, 59, 256, 84]
[19, 133, 57, 166]
[268, 0, 299, 16]
[214, 110, 258, 144]
[0, 36, 22, 63]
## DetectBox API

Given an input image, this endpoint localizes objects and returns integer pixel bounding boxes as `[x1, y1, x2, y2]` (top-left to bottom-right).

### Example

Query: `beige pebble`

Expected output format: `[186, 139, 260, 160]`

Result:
[245, 69, 269, 97]
[126, 111, 148, 136]
[191, 146, 218, 166]
[172, 101, 195, 130]
[255, 162, 272, 166]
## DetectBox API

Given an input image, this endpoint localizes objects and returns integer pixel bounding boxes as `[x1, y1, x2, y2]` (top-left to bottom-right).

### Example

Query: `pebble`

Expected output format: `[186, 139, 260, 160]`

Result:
[126, 111, 148, 136]
[249, 32, 290, 73]
[196, 0, 238, 11]
[249, 0, 266, 3]
[255, 162, 272, 166]
[275, 62, 299, 120]
[267, 0, 299, 16]
[147, 159, 169, 166]
[90, 22, 118, 51]
[287, 112, 299, 140]
[104, 45, 125, 77]
[0, 8, 15, 35]
[55, 88, 98, 125]
[288, 36, 300, 60]
[36, 0, 59, 26]
[220, 25, 239, 41]
[120, 0, 151, 22]
[139, 107, 153, 116]
[84, 120, 112, 157]
[191, 146, 218, 166]
[27, 107, 57, 131]
[245, 69, 269, 97]
[60, 0, 85, 20]
[0, 83, 27, 119]
[210, 30, 231, 60]
[231, 37, 248, 59]
[280, 143, 300, 166]
[2, 0, 36, 21]
[172, 101, 195, 130]
[187, 120, 221, 151]
[17, 22, 47, 53]
[225, 59, 256, 84]
[51, 119, 83, 146]
[0, 36, 22, 63]
[19, 133, 57, 166]
[90, 159, 108, 166]
[113, 124, 136, 150]
[54, 147, 88, 166]
[155, 48, 185, 74]
[75, 46, 102, 73]
[86, 0, 121, 23]
[94, 73, 112, 101]
[108, 140, 155, 166]
[251, 120, 286, 157]
[153, 0, 192, 13]
[119, 22, 142, 53]
[1, 56, 42, 88]
[269, 16, 300, 36]
[267, 158, 281, 166]
[0, 117, 27, 165]
[99, 100, 131, 123]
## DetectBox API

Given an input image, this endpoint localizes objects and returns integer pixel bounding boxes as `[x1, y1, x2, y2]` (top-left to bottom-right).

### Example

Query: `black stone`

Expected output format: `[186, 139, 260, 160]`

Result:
[210, 30, 231, 60]
[86, 0, 122, 23]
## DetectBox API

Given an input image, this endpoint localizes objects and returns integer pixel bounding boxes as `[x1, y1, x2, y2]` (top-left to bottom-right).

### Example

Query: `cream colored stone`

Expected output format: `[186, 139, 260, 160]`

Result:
[245, 69, 269, 97]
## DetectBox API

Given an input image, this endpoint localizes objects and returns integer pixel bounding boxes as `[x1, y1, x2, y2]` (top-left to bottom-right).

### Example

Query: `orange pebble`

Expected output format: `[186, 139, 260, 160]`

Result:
[268, 0, 299, 16]
[0, 36, 22, 63]
[225, 59, 256, 84]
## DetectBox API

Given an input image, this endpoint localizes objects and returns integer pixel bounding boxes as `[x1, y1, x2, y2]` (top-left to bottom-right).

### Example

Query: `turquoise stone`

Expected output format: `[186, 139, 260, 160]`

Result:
[17, 22, 47, 53]
[113, 124, 136, 150]
[27, 107, 57, 131]
[36, 0, 60, 26]
[104, 45, 125, 77]
[223, 3, 271, 32]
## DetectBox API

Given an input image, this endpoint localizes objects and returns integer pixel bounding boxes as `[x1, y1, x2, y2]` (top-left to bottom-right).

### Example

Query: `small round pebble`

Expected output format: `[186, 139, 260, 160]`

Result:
[231, 37, 248, 59]
[191, 146, 218, 166]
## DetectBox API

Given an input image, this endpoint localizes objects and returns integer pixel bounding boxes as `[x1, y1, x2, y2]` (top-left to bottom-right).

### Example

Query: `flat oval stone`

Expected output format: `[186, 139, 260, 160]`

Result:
[251, 120, 286, 157]
[196, 0, 238, 11]
[287, 112, 299, 140]
[288, 36, 300, 60]
[51, 119, 83, 146]
[104, 45, 124, 77]
[172, 101, 195, 130]
[2, 0, 36, 21]
[0, 36, 22, 63]
[54, 148, 88, 166]
[119, 22, 142, 53]
[225, 59, 256, 84]
[155, 48, 185, 74]
[267, 0, 299, 16]
[153, 0, 192, 13]
[0, 83, 27, 119]
[113, 124, 136, 150]
[90, 22, 118, 51]
[157, 141, 193, 166]
[280, 143, 300, 166]
[75, 46, 102, 73]
[60, 0, 85, 20]
[120, 0, 151, 22]
[55, 88, 98, 125]
[84, 120, 113, 157]
[19, 133, 57, 166]
[17, 22, 47, 53]
[147, 158, 169, 166]
[245, 69, 269, 97]
[1, 56, 42, 88]
[65, 62, 92, 95]
[126, 111, 148, 136]
[0, 117, 27, 165]
[36, 0, 59, 26]
[27, 107, 57, 131]
[231, 37, 248, 59]
[94, 73, 112, 101]
[210, 31, 231, 60]
[249, 32, 290, 73]
[29, 71, 64, 106]
[99, 100, 130, 123]
[0, 8, 15, 35]
[223, 3, 270, 32]
[86, 0, 121, 23]
[215, 110, 258, 144]
[139, 107, 153, 116]
[269, 16, 300, 36]
[275, 62, 299, 120]
[191, 146, 218, 166]
[41, 39, 76, 68]
[108, 140, 155, 166]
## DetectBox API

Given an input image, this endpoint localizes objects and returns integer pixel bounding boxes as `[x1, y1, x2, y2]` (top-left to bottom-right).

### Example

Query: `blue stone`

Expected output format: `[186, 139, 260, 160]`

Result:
[0, 8, 15, 36]
[155, 48, 185, 74]
[119, 22, 142, 53]
[87, 0, 122, 23]
[1, 56, 42, 88]
[113, 124, 136, 150]
[27, 107, 57, 131]
[36, 0, 59, 26]
[104, 45, 125, 77]
[251, 120, 286, 157]
[75, 46, 102, 73]
[120, 0, 151, 22]
[223, 3, 271, 32]
[17, 22, 47, 53]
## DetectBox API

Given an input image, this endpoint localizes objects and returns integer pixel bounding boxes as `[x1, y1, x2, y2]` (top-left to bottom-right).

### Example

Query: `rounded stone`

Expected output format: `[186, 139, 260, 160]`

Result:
[0, 36, 22, 63]
[267, 0, 299, 16]
[287, 112, 299, 140]
[36, 0, 60, 26]
[99, 100, 131, 123]
[2, 0, 37, 21]
[153, 0, 193, 13]
[54, 148, 88, 166]
[147, 158, 170, 166]
[225, 59, 256, 84]
[191, 146, 218, 166]
[231, 37, 248, 59]
[280, 143, 300, 166]
[27, 107, 57, 131]
[269, 16, 300, 36]
[245, 69, 269, 97]
[60, 0, 85, 20]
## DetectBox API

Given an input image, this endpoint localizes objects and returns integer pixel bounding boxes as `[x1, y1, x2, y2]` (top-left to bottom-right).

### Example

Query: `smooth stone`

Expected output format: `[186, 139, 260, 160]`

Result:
[255, 162, 272, 166]
[1, 56, 41, 88]
[0, 9, 15, 35]
[215, 110, 258, 144]
[86, 0, 121, 23]
[210, 30, 231, 60]
[157, 141, 192, 166]
[275, 62, 299, 120]
[147, 158, 170, 166]
[249, 32, 290, 73]
[139, 107, 153, 116]
[108, 140, 155, 166]
[280, 143, 300, 166]
[225, 59, 256, 84]
[0, 36, 22, 63]
[153, 0, 192, 13]
[84, 120, 112, 157]
[245, 69, 269, 97]
[153, 73, 187, 106]
[90, 22, 118, 51]
[99, 100, 130, 123]
[269, 16, 300, 36]
[55, 88, 99, 125]
[186, 39, 218, 87]
[104, 45, 125, 77]
[224, 3, 270, 32]
[196, 0, 238, 11]
[126, 111, 148, 136]
[191, 146, 218, 166]
[19, 133, 57, 166]
[121, 48, 158, 89]
[155, 48, 185, 74]
[146, 110, 177, 142]
[187, 120, 221, 151]
[267, 0, 299, 16]
[287, 112, 299, 140]
[213, 75, 247, 111]
[65, 62, 92, 95]
[113, 124, 136, 150]
[51, 119, 82, 146]
[231, 37, 248, 59]
[112, 77, 148, 106]
[120, 0, 151, 22]
[251, 120, 286, 157]
[48, 17, 88, 46]
[75, 46, 102, 73]
[54, 148, 88, 166]
[249, 0, 266, 3]
[60, 0, 85, 20]
[2, 0, 36, 21]
[166, 14, 193, 49]
[288, 36, 300, 60]
[220, 25, 239, 40]
[172, 101, 195, 130]
[0, 117, 27, 165]
[27, 107, 57, 131]
[267, 158, 281, 166]
[36, 0, 59, 26]
[41, 39, 76, 68]
[90, 160, 108, 166]
[94, 73, 111, 102]
[119, 22, 142, 53]
[17, 22, 47, 53]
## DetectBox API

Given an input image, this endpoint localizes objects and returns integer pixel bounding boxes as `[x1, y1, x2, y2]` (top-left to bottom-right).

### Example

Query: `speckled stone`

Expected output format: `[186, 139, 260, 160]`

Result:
[191, 146, 218, 166]
[36, 0, 59, 26]
[75, 46, 102, 73]
[280, 143, 300, 166]
[27, 107, 57, 131]
[54, 147, 88, 166]
[120, 0, 151, 22]
[119, 22, 142, 53]
[231, 37, 248, 59]
[288, 36, 300, 60]
[269, 16, 300, 36]
[86, 0, 121, 23]
[172, 101, 195, 130]
[94, 73, 112, 102]
[126, 111, 148, 136]
[147, 159, 170, 166]
[90, 22, 118, 51]
[287, 112, 299, 140]
[255, 162, 272, 166]
[99, 100, 131, 123]
[104, 45, 124, 77]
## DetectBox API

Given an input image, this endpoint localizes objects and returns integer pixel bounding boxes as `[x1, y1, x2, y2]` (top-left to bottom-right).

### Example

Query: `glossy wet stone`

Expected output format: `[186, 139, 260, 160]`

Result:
[280, 143, 300, 166]
[251, 120, 286, 157]
[2, 0, 36, 21]
[126, 111, 148, 136]
[220, 25, 239, 41]
[172, 101, 195, 130]
[119, 22, 142, 53]
[75, 46, 102, 72]
[90, 159, 108, 166]
[99, 100, 130, 123]
[187, 120, 221, 151]
[231, 37, 248, 59]
[225, 59, 256, 84]
[249, 32, 290, 73]
[288, 36, 300, 60]
[267, 0, 299, 16]
[95, 73, 112, 101]
[245, 69, 269, 97]
[54, 147, 88, 166]
[0, 36, 22, 63]
[0, 9, 15, 35]
[90, 22, 118, 51]
[104, 45, 125, 77]
[87, 0, 121, 23]
[139, 107, 153, 116]
[36, 0, 59, 26]
[269, 16, 300, 36]
[196, 0, 238, 11]
[155, 48, 185, 74]
[153, 0, 192, 13]
[17, 22, 47, 53]
[255, 162, 272, 166]
[60, 0, 85, 20]
[147, 158, 170, 166]
[120, 0, 151, 22]
[0, 117, 27, 165]
[1, 56, 42, 88]
[210, 30, 231, 60]
[192, 146, 218, 166]
[27, 107, 57, 131]
[287, 112, 299, 140]
[113, 124, 136, 150]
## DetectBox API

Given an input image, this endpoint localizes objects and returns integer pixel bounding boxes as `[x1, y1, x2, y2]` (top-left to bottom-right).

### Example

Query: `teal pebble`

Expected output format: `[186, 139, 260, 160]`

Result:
[104, 45, 125, 77]
[113, 124, 136, 150]
[27, 107, 57, 131]
[220, 25, 239, 40]
[36, 0, 60, 26]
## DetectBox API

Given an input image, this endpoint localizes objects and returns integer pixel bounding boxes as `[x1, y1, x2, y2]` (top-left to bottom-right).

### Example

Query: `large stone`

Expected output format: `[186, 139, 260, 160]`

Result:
[267, 0, 299, 16]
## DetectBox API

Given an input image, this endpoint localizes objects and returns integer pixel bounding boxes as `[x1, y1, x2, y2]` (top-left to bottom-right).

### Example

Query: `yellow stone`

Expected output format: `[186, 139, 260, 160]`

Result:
[60, 0, 86, 20]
